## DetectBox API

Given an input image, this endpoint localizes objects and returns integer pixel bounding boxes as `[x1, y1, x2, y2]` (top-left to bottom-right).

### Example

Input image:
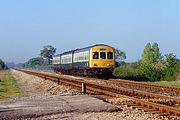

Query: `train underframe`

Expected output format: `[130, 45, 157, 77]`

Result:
[54, 67, 113, 78]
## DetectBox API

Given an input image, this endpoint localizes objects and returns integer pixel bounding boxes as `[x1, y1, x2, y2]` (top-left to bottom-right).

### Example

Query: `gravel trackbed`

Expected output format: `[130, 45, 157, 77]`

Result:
[0, 70, 177, 120]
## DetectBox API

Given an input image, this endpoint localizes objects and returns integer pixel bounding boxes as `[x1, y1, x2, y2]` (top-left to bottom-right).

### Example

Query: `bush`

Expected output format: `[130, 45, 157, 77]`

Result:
[113, 63, 139, 78]
[160, 54, 180, 81]
[144, 66, 163, 81]
[113, 54, 179, 82]
[113, 62, 162, 81]
[25, 57, 45, 68]
[113, 43, 179, 82]
[138, 62, 164, 81]
[0, 59, 8, 70]
[162, 68, 177, 81]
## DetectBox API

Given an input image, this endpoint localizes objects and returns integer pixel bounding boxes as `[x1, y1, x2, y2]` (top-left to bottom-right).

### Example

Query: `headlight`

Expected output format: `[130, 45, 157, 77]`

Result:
[94, 64, 98, 66]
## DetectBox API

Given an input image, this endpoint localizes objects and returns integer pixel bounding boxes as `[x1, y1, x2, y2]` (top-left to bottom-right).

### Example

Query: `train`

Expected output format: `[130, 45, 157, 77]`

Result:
[52, 44, 115, 77]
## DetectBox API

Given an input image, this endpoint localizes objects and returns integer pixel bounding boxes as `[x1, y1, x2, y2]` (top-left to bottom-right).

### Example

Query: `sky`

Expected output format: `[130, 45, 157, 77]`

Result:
[0, 0, 179, 63]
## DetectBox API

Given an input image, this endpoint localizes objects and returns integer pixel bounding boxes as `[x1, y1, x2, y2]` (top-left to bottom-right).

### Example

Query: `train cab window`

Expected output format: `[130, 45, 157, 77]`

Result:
[100, 52, 106, 59]
[108, 52, 113, 59]
[93, 52, 99, 59]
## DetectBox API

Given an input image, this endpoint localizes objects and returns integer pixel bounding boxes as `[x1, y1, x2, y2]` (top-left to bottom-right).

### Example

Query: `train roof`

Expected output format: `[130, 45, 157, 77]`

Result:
[53, 44, 114, 57]
[53, 54, 61, 57]
[76, 44, 113, 49]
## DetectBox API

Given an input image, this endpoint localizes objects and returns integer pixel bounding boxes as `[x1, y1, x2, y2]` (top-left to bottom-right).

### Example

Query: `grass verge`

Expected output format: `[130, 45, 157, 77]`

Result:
[149, 81, 180, 88]
[0, 70, 21, 100]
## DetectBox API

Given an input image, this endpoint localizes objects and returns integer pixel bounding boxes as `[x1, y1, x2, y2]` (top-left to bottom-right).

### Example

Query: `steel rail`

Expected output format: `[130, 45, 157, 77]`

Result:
[79, 76, 180, 97]
[15, 69, 180, 116]
[107, 79, 180, 93]
[20, 69, 180, 104]
[86, 86, 180, 116]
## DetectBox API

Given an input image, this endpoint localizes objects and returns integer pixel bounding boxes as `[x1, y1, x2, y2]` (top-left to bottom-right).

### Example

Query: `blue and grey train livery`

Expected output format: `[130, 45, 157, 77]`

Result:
[53, 44, 115, 77]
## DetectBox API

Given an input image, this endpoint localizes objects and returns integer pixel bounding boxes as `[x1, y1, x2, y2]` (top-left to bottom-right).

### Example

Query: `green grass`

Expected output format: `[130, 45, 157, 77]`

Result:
[149, 81, 180, 88]
[0, 70, 21, 100]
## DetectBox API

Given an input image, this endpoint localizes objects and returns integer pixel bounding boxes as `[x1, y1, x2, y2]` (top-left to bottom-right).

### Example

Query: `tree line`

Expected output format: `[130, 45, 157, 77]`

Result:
[24, 43, 179, 81]
[25, 45, 125, 69]
[25, 45, 56, 69]
[113, 42, 180, 81]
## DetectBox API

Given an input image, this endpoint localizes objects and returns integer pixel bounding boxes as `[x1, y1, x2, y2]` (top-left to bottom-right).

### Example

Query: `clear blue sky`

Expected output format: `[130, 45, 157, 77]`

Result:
[0, 0, 179, 63]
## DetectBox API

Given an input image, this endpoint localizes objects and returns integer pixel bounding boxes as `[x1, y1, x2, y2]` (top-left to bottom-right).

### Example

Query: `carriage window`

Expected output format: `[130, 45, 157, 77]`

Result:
[108, 52, 113, 59]
[100, 52, 106, 59]
[93, 52, 99, 59]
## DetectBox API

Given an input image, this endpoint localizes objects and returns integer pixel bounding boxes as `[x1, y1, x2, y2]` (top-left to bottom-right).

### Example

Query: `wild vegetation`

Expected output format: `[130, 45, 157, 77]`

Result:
[25, 57, 45, 68]
[40, 45, 56, 65]
[113, 43, 180, 81]
[0, 70, 21, 99]
[149, 81, 180, 88]
[0, 59, 8, 70]
[23, 43, 179, 82]
[25, 45, 56, 70]
[115, 48, 126, 66]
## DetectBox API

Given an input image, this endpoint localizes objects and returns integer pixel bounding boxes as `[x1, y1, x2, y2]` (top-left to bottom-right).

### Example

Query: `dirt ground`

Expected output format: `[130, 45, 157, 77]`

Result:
[0, 70, 6, 78]
[0, 70, 178, 120]
[0, 95, 120, 120]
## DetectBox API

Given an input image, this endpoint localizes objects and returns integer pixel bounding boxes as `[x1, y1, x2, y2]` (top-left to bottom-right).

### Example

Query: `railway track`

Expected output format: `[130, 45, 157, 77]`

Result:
[15, 69, 180, 116]
[77, 76, 180, 97]
[108, 79, 180, 96]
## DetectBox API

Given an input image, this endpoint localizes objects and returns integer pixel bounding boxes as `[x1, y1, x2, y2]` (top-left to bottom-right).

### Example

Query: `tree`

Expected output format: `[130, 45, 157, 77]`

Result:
[0, 59, 8, 70]
[25, 57, 44, 68]
[141, 43, 153, 65]
[139, 42, 162, 81]
[164, 54, 178, 68]
[115, 48, 126, 67]
[40, 45, 56, 64]
[141, 42, 162, 66]
[115, 48, 126, 64]
[162, 53, 179, 81]
[152, 43, 161, 63]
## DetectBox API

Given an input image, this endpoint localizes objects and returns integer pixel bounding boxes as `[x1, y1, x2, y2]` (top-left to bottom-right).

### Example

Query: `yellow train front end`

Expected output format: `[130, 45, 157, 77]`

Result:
[89, 44, 115, 77]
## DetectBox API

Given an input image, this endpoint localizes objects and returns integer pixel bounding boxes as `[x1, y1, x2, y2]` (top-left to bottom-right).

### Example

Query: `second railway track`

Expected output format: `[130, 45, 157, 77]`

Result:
[107, 78, 180, 97]
[15, 69, 180, 116]
[79, 77, 180, 98]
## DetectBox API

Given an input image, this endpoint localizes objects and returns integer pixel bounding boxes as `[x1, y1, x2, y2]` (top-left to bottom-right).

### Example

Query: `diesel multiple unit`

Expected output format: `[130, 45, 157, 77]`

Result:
[53, 44, 115, 77]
